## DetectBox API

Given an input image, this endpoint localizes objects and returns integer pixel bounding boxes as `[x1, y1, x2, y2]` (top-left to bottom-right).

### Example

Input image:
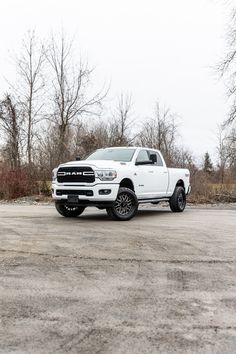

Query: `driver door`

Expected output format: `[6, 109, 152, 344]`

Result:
[148, 150, 169, 196]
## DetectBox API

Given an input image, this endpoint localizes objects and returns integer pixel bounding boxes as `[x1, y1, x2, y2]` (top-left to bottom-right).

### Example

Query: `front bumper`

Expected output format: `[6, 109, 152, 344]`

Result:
[52, 183, 120, 203]
[186, 185, 191, 195]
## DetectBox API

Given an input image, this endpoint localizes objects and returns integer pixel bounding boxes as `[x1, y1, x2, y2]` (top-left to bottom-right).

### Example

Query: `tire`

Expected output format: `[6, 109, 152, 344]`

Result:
[169, 186, 186, 212]
[106, 187, 138, 221]
[55, 202, 85, 217]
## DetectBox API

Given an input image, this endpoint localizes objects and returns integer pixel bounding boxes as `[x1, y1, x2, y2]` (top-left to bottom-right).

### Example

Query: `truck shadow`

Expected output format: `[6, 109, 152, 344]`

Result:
[137, 208, 171, 218]
[76, 208, 171, 222]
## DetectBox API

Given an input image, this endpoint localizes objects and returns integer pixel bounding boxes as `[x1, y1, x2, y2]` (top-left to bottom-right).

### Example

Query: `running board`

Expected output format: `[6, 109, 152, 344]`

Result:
[138, 198, 170, 204]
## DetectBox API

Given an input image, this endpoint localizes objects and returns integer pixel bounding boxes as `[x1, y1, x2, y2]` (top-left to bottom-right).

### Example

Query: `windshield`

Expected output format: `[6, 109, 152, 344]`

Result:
[86, 148, 135, 162]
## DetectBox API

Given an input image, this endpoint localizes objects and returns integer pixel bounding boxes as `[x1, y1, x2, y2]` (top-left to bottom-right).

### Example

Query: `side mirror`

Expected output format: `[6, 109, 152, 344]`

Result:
[149, 153, 157, 164]
[76, 155, 81, 161]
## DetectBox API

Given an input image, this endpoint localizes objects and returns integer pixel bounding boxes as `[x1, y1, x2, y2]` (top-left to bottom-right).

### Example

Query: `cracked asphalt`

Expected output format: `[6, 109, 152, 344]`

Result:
[0, 203, 236, 353]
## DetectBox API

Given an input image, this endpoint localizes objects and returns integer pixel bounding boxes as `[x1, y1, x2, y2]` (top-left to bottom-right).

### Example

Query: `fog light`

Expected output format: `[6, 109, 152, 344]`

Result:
[99, 189, 111, 195]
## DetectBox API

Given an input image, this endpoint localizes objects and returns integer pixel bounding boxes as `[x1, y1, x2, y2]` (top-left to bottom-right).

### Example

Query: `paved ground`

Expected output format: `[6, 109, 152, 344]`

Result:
[0, 204, 236, 353]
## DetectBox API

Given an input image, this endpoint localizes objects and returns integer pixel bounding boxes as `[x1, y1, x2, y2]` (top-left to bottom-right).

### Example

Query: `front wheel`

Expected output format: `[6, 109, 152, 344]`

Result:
[106, 187, 138, 221]
[169, 186, 186, 212]
[55, 202, 85, 217]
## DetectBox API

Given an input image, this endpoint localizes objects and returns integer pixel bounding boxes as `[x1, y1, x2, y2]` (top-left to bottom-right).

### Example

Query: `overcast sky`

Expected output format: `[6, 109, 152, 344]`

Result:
[0, 0, 231, 162]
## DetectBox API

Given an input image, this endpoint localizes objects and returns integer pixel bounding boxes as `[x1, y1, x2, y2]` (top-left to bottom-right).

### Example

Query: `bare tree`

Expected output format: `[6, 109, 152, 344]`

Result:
[137, 102, 179, 165]
[45, 33, 106, 163]
[75, 121, 110, 156]
[56, 93, 135, 159]
[216, 125, 235, 183]
[108, 93, 134, 146]
[218, 7, 236, 125]
[16, 31, 45, 164]
[0, 94, 22, 168]
[172, 146, 195, 169]
[222, 124, 236, 177]
[227, 126, 236, 172]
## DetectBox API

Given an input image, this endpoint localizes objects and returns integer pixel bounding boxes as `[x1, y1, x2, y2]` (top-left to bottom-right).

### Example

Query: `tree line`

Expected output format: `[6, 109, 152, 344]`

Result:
[0, 30, 235, 200]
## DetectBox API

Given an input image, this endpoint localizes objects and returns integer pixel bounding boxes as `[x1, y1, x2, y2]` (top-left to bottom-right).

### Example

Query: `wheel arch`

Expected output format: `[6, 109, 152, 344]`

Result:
[176, 179, 185, 190]
[119, 178, 135, 192]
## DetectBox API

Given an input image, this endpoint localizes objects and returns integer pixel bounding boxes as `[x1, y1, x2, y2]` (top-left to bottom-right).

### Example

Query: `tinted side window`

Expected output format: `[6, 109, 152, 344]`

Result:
[136, 150, 150, 163]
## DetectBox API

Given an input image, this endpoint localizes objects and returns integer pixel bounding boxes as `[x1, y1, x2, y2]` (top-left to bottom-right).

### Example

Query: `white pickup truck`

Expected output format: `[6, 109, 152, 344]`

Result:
[52, 147, 191, 220]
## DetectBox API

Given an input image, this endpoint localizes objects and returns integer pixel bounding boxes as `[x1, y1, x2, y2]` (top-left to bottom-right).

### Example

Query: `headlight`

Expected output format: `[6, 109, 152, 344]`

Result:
[52, 168, 57, 181]
[95, 170, 117, 181]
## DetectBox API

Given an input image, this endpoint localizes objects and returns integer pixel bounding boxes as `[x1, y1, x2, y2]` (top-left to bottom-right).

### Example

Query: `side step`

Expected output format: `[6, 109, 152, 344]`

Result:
[138, 198, 169, 204]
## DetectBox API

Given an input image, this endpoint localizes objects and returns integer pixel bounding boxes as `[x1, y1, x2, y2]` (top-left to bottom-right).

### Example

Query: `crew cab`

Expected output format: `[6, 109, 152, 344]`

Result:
[52, 147, 191, 220]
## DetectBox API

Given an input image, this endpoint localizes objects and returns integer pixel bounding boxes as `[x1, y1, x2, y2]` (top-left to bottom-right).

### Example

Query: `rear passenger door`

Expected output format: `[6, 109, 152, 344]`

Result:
[148, 150, 169, 196]
[134, 150, 159, 198]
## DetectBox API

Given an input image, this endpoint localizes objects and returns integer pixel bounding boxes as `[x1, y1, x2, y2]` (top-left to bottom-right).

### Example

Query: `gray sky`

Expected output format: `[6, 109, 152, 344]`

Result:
[0, 0, 230, 162]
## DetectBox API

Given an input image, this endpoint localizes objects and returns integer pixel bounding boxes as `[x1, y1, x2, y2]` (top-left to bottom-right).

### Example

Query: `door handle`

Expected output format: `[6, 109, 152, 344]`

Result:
[148, 171, 154, 173]
[163, 171, 168, 174]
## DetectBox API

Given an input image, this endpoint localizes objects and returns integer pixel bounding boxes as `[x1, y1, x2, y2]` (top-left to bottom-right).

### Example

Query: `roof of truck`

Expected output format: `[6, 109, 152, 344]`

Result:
[101, 146, 161, 152]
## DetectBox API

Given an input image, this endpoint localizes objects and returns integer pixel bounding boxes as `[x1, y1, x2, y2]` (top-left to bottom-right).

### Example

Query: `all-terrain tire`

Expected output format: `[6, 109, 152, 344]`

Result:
[106, 187, 138, 221]
[55, 202, 85, 217]
[169, 186, 186, 212]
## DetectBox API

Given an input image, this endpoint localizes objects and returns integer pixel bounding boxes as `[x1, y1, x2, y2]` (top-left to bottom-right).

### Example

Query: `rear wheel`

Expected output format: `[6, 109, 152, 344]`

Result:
[106, 187, 138, 221]
[169, 186, 186, 212]
[55, 202, 85, 217]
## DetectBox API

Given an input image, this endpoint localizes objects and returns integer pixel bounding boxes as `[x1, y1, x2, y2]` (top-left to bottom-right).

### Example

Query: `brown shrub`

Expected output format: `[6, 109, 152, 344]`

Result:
[189, 170, 236, 203]
[0, 166, 38, 200]
[188, 170, 213, 203]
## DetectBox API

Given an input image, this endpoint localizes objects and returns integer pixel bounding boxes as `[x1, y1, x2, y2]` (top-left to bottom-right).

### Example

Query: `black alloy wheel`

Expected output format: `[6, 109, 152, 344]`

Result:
[55, 202, 85, 217]
[106, 187, 138, 221]
[169, 186, 186, 212]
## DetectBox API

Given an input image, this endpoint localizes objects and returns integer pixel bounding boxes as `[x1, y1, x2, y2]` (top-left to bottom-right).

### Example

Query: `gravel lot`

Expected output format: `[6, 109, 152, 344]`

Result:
[0, 203, 236, 353]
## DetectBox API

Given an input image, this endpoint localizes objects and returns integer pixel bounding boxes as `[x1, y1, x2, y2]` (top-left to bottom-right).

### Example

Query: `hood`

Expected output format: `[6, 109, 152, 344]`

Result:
[58, 160, 130, 169]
